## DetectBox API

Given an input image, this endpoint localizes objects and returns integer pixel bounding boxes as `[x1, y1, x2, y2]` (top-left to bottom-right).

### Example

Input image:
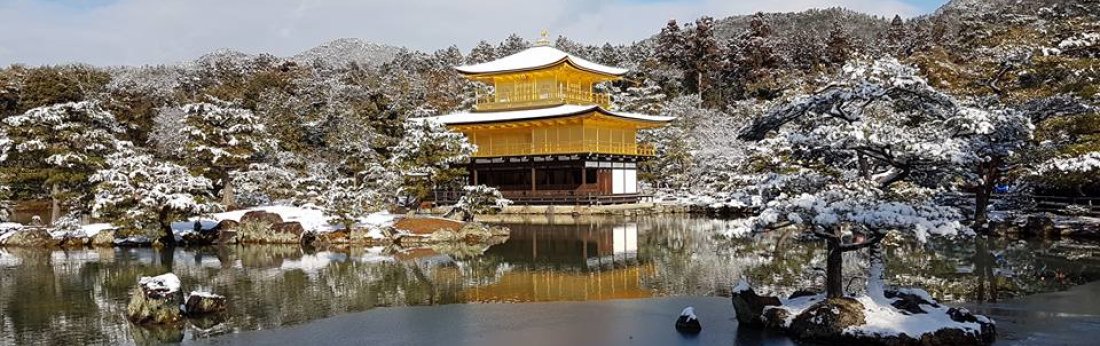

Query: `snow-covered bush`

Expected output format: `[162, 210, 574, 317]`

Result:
[389, 118, 474, 204]
[178, 101, 275, 207]
[2, 101, 130, 215]
[444, 185, 512, 221]
[91, 148, 218, 242]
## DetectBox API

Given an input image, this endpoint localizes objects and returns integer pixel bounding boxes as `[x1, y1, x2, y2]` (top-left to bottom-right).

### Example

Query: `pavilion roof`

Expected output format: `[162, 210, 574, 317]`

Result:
[426, 104, 674, 126]
[454, 46, 628, 77]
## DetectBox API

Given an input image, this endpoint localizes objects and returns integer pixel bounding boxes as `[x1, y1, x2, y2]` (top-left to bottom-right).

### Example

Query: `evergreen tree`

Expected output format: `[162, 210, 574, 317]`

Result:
[598, 43, 622, 66]
[656, 19, 687, 70]
[554, 36, 586, 55]
[90, 148, 217, 243]
[824, 21, 853, 66]
[178, 101, 274, 208]
[886, 14, 909, 56]
[684, 16, 722, 100]
[1, 101, 128, 220]
[497, 34, 532, 56]
[467, 40, 498, 64]
[388, 119, 475, 208]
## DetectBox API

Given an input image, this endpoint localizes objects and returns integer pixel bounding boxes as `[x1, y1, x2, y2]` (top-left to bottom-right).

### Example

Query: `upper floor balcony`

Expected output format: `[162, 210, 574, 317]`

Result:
[474, 86, 611, 112]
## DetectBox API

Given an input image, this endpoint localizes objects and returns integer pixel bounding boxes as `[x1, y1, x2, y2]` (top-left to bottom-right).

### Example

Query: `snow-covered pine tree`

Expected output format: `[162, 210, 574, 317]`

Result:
[443, 185, 512, 222]
[2, 101, 129, 221]
[736, 58, 981, 299]
[316, 163, 396, 232]
[612, 77, 667, 113]
[90, 148, 217, 244]
[389, 118, 475, 208]
[497, 34, 531, 56]
[655, 19, 687, 71]
[684, 16, 722, 100]
[178, 101, 274, 208]
[824, 21, 853, 67]
[467, 40, 498, 64]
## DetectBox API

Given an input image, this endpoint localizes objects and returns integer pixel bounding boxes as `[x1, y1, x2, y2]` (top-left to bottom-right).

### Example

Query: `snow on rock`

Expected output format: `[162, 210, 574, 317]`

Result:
[733, 279, 753, 294]
[0, 223, 23, 243]
[80, 223, 117, 238]
[138, 273, 181, 295]
[680, 307, 697, 320]
[846, 295, 984, 338]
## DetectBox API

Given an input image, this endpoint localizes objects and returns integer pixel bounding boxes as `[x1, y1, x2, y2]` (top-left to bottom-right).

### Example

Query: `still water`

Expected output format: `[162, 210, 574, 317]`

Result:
[2, 215, 1100, 345]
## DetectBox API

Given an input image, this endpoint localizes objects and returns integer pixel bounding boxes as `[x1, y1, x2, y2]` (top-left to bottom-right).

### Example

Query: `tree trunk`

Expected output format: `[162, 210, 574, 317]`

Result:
[50, 183, 61, 224]
[158, 207, 176, 246]
[973, 157, 1002, 230]
[866, 240, 887, 300]
[220, 177, 235, 210]
[825, 236, 844, 299]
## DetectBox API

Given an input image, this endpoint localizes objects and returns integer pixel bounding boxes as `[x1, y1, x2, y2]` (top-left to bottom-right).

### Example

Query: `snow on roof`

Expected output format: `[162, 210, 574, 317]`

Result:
[427, 104, 675, 126]
[455, 46, 628, 76]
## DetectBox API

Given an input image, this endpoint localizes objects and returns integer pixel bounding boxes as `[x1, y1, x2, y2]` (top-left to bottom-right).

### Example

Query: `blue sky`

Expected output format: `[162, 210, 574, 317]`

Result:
[3, 0, 951, 66]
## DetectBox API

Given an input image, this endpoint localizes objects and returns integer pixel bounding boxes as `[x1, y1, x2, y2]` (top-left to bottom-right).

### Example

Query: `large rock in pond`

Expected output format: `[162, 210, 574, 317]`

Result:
[730, 280, 781, 327]
[127, 273, 183, 325]
[183, 291, 227, 317]
[789, 297, 866, 342]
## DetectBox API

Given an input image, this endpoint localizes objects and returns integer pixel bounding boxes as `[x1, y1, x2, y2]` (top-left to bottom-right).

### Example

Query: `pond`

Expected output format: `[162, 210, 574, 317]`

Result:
[2, 215, 1100, 345]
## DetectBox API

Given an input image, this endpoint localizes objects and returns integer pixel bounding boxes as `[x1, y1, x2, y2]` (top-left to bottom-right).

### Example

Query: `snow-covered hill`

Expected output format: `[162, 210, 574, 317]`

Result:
[290, 38, 402, 67]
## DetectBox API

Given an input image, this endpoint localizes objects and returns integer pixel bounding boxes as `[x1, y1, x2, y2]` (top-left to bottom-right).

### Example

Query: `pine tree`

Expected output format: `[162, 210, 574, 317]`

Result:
[886, 14, 909, 56]
[825, 21, 852, 66]
[178, 101, 274, 208]
[656, 19, 687, 70]
[598, 43, 622, 66]
[497, 34, 531, 56]
[684, 16, 722, 99]
[467, 40, 498, 64]
[388, 119, 475, 208]
[554, 36, 586, 55]
[90, 148, 217, 243]
[1, 101, 128, 220]
[729, 13, 782, 101]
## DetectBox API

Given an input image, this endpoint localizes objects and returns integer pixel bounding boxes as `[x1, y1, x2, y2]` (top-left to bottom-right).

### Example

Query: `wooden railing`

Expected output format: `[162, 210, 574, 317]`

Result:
[475, 89, 611, 111]
[474, 141, 655, 157]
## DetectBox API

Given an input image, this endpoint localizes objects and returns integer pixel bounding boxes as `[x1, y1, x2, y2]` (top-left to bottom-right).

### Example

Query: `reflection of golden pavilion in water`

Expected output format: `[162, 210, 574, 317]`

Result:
[459, 222, 653, 302]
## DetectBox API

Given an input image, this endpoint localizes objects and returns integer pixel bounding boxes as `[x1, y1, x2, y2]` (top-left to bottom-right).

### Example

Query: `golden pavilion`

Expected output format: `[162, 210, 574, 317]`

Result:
[429, 34, 674, 204]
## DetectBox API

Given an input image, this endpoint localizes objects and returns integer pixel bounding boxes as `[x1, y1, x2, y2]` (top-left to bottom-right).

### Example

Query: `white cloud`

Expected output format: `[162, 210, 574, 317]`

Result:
[0, 0, 924, 66]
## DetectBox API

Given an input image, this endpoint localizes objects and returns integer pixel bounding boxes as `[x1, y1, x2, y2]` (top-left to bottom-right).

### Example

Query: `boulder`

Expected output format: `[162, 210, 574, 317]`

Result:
[885, 289, 939, 315]
[240, 211, 283, 225]
[947, 308, 997, 344]
[183, 291, 227, 317]
[675, 307, 702, 334]
[181, 230, 219, 246]
[2, 228, 59, 247]
[238, 221, 303, 244]
[90, 230, 116, 246]
[730, 281, 781, 328]
[761, 307, 791, 329]
[214, 219, 239, 232]
[127, 273, 183, 325]
[789, 298, 866, 342]
[312, 230, 350, 245]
